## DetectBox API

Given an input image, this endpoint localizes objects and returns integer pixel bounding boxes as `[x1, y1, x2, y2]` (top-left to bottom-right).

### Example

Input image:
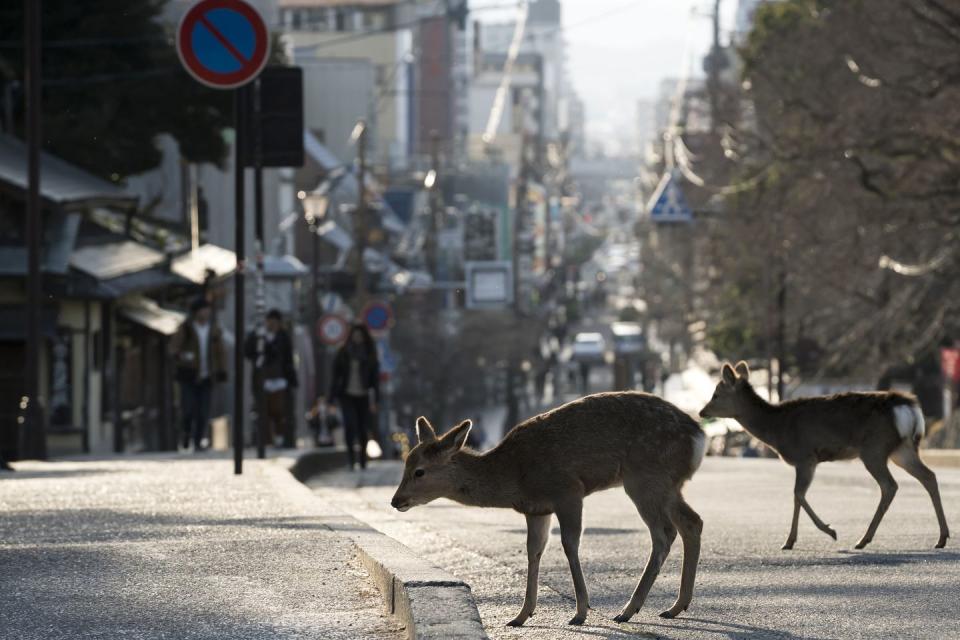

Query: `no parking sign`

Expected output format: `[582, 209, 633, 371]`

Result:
[176, 0, 269, 89]
[362, 301, 394, 334]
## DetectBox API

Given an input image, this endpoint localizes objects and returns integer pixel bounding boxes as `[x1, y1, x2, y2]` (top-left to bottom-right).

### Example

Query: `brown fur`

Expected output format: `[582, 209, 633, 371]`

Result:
[391, 391, 706, 627]
[701, 361, 950, 550]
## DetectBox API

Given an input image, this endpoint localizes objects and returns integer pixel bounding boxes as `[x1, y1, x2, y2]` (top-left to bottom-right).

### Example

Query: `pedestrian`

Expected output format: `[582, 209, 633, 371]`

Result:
[170, 297, 227, 451]
[306, 398, 336, 447]
[245, 309, 298, 447]
[327, 323, 380, 470]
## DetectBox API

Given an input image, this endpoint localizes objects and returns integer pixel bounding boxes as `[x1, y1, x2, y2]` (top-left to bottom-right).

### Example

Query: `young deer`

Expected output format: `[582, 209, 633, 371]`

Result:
[700, 361, 950, 550]
[390, 391, 706, 627]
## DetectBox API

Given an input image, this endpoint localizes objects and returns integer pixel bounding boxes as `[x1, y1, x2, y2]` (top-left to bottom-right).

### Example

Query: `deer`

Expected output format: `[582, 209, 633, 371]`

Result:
[390, 391, 707, 627]
[700, 361, 950, 551]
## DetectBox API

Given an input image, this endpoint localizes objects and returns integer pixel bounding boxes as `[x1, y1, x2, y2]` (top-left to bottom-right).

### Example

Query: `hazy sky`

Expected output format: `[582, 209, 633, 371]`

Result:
[478, 0, 738, 152]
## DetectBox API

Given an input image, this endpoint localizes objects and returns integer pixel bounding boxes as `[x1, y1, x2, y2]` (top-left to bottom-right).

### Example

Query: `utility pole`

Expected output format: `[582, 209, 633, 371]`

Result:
[426, 129, 441, 279]
[505, 132, 530, 431]
[353, 120, 368, 306]
[309, 213, 322, 395]
[22, 0, 46, 460]
[251, 77, 268, 458]
[707, 0, 722, 135]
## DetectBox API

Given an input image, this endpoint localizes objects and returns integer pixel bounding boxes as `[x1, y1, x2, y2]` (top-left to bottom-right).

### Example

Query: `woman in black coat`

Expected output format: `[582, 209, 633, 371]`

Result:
[328, 323, 380, 469]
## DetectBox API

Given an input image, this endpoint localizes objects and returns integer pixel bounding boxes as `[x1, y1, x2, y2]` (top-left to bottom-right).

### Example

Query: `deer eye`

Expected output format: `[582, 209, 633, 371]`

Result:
[414, 469, 425, 478]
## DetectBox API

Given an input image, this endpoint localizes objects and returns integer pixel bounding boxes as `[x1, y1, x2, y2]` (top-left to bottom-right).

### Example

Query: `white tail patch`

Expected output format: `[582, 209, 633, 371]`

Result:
[690, 430, 707, 472]
[892, 404, 925, 440]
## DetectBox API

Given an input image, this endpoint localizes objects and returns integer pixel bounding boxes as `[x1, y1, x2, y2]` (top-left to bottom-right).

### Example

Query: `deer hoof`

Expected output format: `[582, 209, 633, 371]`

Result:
[935, 536, 948, 549]
[825, 526, 838, 541]
[568, 613, 587, 626]
[506, 617, 526, 627]
[781, 541, 795, 550]
[659, 609, 677, 619]
[854, 539, 870, 550]
[613, 611, 634, 623]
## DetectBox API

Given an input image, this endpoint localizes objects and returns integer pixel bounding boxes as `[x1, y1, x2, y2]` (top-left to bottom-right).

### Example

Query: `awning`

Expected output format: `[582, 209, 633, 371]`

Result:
[171, 244, 236, 285]
[118, 296, 186, 337]
[70, 240, 166, 280]
[314, 220, 353, 253]
[263, 254, 308, 279]
[0, 211, 80, 277]
[0, 133, 137, 210]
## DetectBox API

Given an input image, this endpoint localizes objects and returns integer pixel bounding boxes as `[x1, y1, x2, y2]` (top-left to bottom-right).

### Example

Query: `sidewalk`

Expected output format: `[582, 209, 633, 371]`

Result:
[0, 454, 403, 640]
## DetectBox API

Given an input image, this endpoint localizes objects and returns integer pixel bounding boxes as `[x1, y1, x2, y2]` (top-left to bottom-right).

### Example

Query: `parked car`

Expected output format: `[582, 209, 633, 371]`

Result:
[571, 332, 606, 363]
[611, 322, 645, 355]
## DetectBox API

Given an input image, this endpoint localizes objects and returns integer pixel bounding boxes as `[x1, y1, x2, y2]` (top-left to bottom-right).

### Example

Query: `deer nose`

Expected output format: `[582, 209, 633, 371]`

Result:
[390, 496, 401, 509]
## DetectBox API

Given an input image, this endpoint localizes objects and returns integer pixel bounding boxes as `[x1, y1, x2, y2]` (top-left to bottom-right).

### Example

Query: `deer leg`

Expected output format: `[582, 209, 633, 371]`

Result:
[555, 500, 589, 625]
[855, 454, 898, 549]
[614, 485, 677, 623]
[784, 463, 836, 548]
[660, 495, 702, 619]
[891, 443, 950, 549]
[789, 462, 838, 544]
[507, 514, 552, 627]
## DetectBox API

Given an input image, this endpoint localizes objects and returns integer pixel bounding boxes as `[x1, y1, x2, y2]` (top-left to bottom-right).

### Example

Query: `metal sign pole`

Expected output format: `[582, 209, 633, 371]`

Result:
[233, 85, 247, 475]
[23, 0, 46, 460]
[253, 77, 268, 459]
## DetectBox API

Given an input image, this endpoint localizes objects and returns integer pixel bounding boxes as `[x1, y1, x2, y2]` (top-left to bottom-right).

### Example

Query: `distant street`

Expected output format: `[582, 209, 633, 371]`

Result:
[312, 456, 960, 639]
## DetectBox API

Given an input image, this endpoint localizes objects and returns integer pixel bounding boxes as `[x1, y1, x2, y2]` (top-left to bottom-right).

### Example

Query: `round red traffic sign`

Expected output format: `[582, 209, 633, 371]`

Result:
[316, 314, 349, 346]
[177, 0, 269, 89]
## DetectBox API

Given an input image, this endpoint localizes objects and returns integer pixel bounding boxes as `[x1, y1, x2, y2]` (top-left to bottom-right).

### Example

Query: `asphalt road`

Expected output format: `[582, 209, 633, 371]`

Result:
[312, 456, 960, 639]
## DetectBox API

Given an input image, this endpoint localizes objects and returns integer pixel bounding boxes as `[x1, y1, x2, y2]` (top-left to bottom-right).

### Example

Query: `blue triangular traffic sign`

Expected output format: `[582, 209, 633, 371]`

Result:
[647, 170, 693, 223]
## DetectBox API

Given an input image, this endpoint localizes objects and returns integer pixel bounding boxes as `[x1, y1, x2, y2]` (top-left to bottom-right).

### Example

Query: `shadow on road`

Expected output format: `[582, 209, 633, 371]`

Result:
[642, 616, 829, 640]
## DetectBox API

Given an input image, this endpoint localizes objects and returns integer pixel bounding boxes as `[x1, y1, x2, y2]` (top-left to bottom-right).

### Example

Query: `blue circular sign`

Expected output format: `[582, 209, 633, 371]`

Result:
[362, 301, 393, 333]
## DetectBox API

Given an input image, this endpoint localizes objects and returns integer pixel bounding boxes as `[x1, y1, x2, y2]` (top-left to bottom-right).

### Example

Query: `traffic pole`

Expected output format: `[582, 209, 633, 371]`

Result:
[233, 85, 247, 475]
[23, 0, 46, 460]
[354, 120, 367, 307]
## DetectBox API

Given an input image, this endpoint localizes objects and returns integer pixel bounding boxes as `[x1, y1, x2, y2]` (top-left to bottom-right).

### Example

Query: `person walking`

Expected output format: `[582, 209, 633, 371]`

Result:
[327, 323, 379, 469]
[245, 309, 298, 448]
[170, 298, 227, 451]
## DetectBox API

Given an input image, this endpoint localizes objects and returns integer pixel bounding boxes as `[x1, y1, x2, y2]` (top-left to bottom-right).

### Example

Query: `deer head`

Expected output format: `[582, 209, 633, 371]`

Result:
[699, 361, 751, 419]
[391, 416, 472, 512]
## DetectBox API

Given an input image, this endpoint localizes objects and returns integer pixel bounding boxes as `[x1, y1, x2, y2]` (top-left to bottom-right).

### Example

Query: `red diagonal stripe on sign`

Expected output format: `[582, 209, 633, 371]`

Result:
[198, 13, 250, 66]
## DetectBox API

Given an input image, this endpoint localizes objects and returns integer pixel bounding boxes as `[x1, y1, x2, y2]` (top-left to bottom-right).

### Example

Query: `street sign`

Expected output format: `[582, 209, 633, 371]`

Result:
[362, 301, 394, 333]
[241, 66, 305, 167]
[176, 0, 269, 89]
[316, 314, 349, 346]
[942, 348, 960, 383]
[465, 261, 513, 309]
[647, 170, 693, 223]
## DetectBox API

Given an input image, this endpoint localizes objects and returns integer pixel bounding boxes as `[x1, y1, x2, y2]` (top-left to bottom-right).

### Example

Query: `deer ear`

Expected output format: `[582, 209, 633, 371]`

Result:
[441, 420, 472, 452]
[734, 360, 750, 380]
[721, 363, 737, 385]
[416, 416, 437, 444]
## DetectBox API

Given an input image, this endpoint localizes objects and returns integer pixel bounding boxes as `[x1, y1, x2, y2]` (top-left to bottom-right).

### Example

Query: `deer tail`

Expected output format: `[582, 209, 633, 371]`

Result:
[892, 403, 925, 446]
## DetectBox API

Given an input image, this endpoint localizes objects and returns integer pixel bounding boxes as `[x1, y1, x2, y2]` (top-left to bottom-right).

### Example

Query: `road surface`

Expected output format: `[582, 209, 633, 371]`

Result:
[312, 456, 960, 639]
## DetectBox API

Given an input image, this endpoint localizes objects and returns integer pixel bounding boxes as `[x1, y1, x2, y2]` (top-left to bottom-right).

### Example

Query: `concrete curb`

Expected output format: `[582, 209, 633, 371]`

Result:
[268, 456, 488, 640]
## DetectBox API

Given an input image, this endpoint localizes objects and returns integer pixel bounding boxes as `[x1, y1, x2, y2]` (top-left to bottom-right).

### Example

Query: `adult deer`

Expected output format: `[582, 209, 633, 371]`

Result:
[700, 361, 949, 550]
[390, 392, 707, 627]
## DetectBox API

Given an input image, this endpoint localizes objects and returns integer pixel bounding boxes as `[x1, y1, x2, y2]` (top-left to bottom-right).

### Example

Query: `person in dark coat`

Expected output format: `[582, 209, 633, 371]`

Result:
[245, 309, 298, 447]
[170, 298, 228, 451]
[328, 323, 380, 469]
